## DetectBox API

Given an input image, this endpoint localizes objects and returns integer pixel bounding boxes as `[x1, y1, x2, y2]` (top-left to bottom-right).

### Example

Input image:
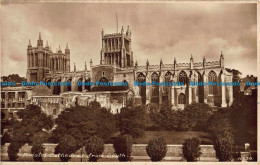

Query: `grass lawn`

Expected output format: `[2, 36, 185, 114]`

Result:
[134, 131, 213, 144]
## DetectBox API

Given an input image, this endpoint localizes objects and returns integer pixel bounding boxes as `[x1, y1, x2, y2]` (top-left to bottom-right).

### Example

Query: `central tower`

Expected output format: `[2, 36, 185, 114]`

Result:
[100, 26, 133, 68]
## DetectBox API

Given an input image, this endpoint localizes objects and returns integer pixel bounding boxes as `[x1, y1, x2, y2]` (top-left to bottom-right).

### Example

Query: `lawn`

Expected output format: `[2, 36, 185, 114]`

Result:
[134, 131, 213, 144]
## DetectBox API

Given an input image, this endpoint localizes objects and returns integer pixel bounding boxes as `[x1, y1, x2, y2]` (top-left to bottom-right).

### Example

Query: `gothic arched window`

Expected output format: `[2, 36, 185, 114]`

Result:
[208, 71, 217, 95]
[138, 73, 146, 104]
[165, 71, 172, 82]
[151, 72, 159, 83]
[35, 53, 38, 66]
[179, 71, 187, 85]
[31, 54, 34, 67]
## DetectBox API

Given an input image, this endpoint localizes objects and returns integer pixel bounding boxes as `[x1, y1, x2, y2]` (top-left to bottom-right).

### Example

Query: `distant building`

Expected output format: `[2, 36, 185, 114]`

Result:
[240, 75, 257, 96]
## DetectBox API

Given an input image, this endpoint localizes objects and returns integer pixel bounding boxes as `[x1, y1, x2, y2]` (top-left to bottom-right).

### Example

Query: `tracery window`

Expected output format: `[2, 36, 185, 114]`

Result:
[208, 71, 217, 95]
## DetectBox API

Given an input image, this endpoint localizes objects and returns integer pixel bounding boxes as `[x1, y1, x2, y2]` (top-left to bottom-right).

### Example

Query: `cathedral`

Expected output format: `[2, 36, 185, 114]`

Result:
[23, 25, 233, 116]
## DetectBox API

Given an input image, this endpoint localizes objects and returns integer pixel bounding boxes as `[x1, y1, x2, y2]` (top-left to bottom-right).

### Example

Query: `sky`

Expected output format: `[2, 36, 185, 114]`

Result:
[1, 2, 257, 77]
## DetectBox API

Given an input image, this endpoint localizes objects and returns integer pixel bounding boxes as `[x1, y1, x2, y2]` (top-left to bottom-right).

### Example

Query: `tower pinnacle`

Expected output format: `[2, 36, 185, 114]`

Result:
[121, 26, 124, 34]
[28, 39, 32, 47]
[38, 32, 42, 40]
[45, 41, 49, 48]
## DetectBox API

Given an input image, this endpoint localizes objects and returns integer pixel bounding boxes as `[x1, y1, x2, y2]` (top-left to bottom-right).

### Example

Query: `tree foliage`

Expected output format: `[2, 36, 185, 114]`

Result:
[53, 101, 117, 148]
[146, 137, 167, 162]
[214, 131, 234, 161]
[182, 137, 202, 161]
[7, 141, 22, 161]
[113, 134, 133, 162]
[1, 131, 12, 145]
[12, 104, 54, 144]
[117, 105, 146, 139]
[207, 109, 233, 138]
[85, 135, 104, 162]
[54, 135, 77, 162]
[178, 103, 212, 131]
[158, 104, 179, 130]
[229, 94, 257, 150]
[31, 133, 45, 162]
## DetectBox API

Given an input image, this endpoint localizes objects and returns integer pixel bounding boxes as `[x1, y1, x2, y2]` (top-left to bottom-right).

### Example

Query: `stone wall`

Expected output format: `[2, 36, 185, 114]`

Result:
[1, 143, 216, 161]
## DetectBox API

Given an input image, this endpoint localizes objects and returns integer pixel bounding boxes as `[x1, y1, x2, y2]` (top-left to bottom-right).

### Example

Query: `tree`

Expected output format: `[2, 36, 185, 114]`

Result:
[85, 136, 104, 162]
[31, 133, 45, 162]
[54, 135, 77, 162]
[113, 134, 133, 162]
[158, 104, 178, 131]
[214, 131, 234, 161]
[178, 103, 212, 131]
[208, 109, 233, 138]
[117, 105, 146, 139]
[146, 137, 167, 162]
[12, 104, 54, 144]
[53, 101, 117, 149]
[182, 137, 202, 161]
[230, 94, 257, 150]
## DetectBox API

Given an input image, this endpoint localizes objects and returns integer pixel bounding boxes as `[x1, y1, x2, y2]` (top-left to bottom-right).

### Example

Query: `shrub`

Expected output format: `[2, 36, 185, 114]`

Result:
[214, 131, 234, 161]
[31, 134, 45, 162]
[182, 137, 202, 161]
[113, 134, 133, 162]
[85, 136, 104, 162]
[54, 135, 77, 162]
[146, 137, 167, 161]
[7, 142, 21, 161]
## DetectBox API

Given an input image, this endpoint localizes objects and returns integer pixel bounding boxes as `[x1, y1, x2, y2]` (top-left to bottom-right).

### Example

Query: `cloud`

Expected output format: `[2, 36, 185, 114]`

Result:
[1, 2, 257, 77]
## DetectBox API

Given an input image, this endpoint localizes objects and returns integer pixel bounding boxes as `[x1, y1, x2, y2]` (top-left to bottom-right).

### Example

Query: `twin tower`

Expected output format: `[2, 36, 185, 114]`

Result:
[26, 33, 71, 82]
[27, 25, 134, 82]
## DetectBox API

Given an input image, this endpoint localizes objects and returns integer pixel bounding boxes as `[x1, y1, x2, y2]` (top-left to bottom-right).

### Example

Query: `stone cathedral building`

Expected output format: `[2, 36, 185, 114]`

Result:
[11, 25, 233, 117]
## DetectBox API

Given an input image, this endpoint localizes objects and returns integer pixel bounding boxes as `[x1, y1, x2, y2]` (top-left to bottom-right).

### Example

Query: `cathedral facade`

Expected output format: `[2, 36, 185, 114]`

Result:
[25, 26, 233, 115]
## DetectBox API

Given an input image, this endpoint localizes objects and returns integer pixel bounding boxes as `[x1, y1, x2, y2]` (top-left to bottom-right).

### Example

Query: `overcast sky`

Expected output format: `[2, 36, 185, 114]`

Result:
[1, 2, 257, 77]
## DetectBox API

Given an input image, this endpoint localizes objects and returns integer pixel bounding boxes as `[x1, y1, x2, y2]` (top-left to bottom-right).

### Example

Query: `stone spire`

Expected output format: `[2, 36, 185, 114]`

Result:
[126, 25, 130, 36]
[121, 26, 124, 34]
[66, 42, 69, 49]
[28, 39, 32, 47]
[37, 32, 43, 46]
[220, 51, 224, 68]
[58, 45, 62, 53]
[45, 41, 49, 48]
[90, 59, 93, 67]
[74, 62, 76, 71]
[146, 59, 149, 66]
[38, 32, 42, 40]
[135, 60, 138, 66]
[190, 54, 194, 69]
[85, 61, 87, 71]
[203, 56, 206, 68]
[174, 57, 177, 69]
[101, 28, 104, 37]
